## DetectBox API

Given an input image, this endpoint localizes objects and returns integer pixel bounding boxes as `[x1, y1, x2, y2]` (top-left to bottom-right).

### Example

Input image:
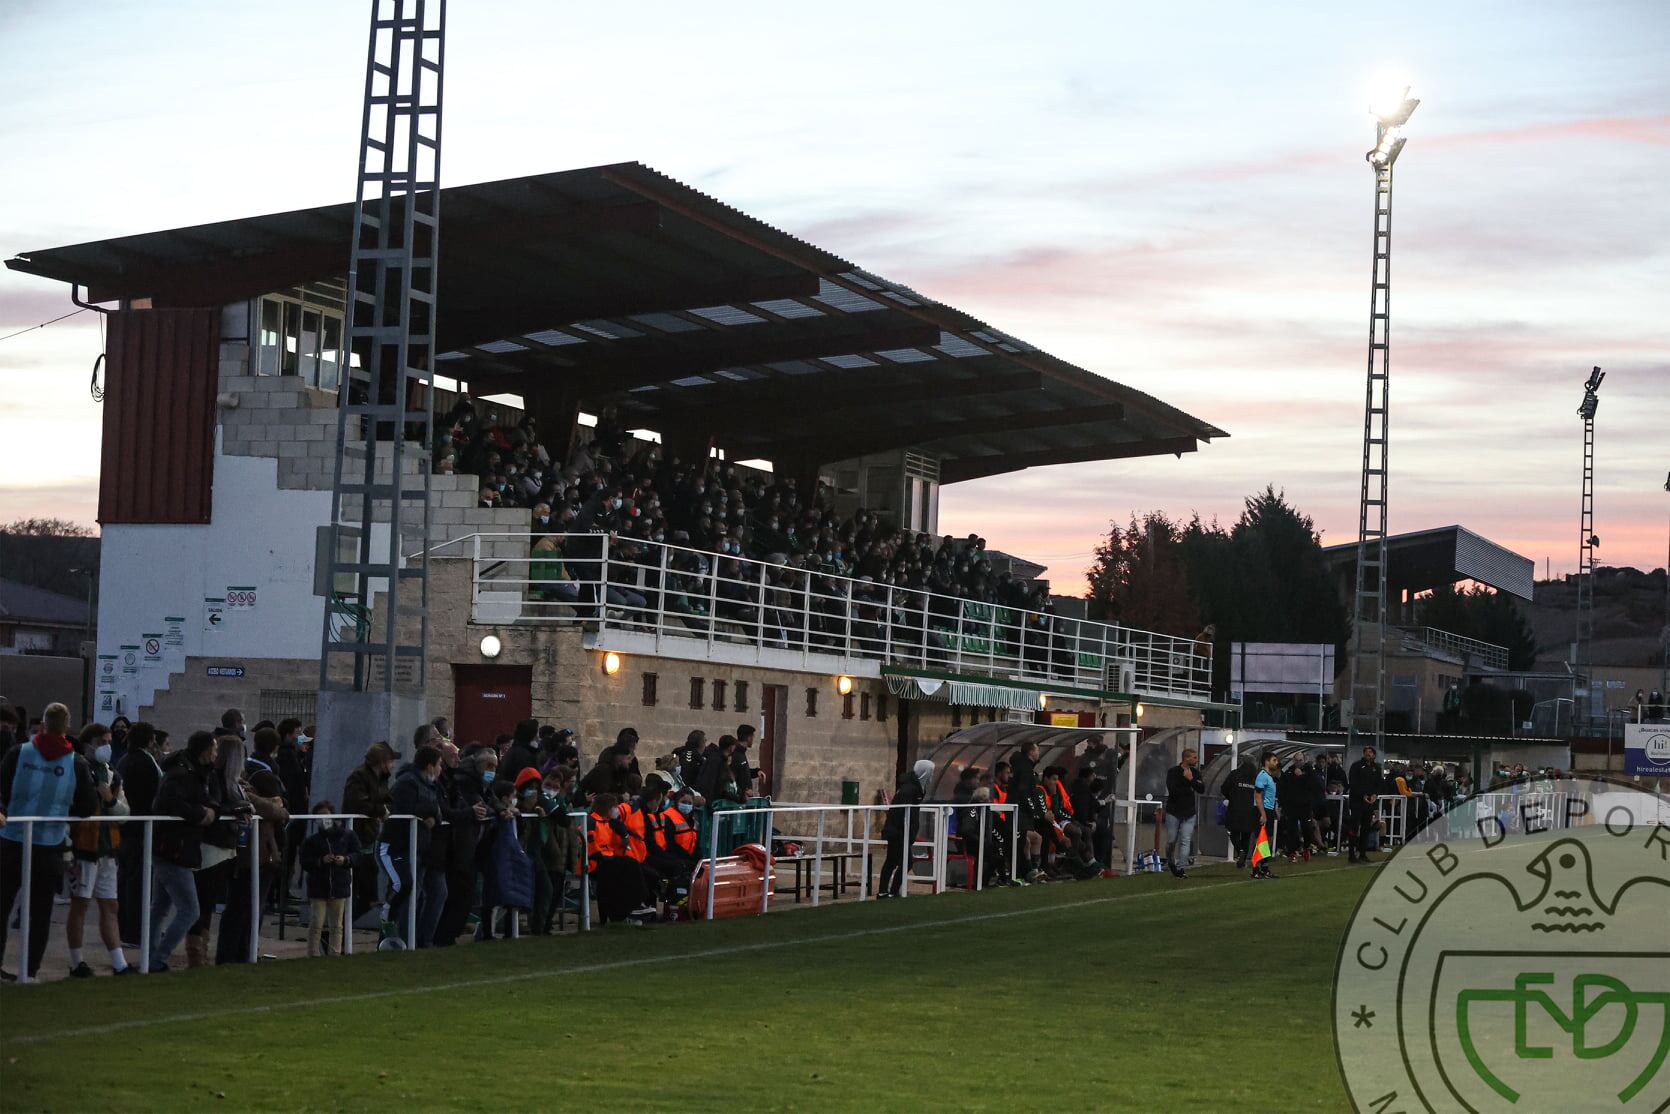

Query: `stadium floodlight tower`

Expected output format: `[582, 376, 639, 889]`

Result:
[315, 0, 447, 786]
[1574, 366, 1603, 727]
[1348, 84, 1418, 762]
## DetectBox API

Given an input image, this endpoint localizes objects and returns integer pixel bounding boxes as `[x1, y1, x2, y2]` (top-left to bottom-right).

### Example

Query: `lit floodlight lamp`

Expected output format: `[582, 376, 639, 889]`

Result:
[1365, 84, 1418, 167]
[479, 634, 502, 659]
[602, 650, 622, 676]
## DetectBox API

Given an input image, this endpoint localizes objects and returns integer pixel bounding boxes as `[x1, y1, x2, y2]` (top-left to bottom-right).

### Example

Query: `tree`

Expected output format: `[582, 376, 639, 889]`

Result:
[1087, 489, 1347, 697]
[0, 519, 100, 598]
[1086, 512, 1199, 633]
[2, 518, 94, 538]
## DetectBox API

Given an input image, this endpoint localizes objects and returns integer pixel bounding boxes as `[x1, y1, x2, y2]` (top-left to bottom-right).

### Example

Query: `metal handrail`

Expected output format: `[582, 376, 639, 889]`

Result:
[444, 531, 1212, 699]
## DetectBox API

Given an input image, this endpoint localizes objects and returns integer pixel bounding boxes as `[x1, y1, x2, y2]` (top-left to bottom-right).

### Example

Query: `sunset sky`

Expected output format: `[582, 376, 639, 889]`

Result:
[2, 0, 1665, 592]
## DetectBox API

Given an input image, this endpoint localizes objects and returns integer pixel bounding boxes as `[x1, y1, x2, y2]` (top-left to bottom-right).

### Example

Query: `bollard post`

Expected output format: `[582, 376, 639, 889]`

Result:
[249, 815, 262, 964]
[858, 807, 871, 901]
[345, 853, 355, 956]
[705, 811, 719, 921]
[141, 819, 154, 974]
[406, 818, 418, 948]
[18, 820, 34, 984]
[759, 807, 774, 915]
[812, 809, 826, 908]
[579, 811, 591, 933]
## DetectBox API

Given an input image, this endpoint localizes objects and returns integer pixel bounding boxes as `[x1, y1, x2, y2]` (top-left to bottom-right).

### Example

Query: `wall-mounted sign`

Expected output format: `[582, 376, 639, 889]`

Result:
[1623, 724, 1670, 777]
[206, 664, 246, 679]
[226, 586, 258, 610]
[142, 635, 163, 664]
[204, 598, 225, 633]
[164, 617, 185, 650]
[120, 645, 139, 674]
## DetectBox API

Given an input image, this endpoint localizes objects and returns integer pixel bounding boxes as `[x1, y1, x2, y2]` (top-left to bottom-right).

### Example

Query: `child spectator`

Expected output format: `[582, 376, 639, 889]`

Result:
[300, 800, 361, 957]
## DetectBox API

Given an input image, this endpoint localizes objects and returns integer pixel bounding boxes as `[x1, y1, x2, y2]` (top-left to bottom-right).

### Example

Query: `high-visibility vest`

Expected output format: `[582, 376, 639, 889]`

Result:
[1048, 782, 1074, 818]
[992, 785, 1009, 805]
[621, 805, 649, 863]
[655, 805, 698, 854]
[587, 809, 626, 867]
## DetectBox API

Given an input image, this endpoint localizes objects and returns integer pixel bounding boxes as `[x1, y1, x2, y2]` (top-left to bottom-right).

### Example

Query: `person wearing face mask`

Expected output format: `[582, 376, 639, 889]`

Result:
[65, 723, 133, 976]
[585, 792, 653, 925]
[524, 766, 578, 935]
[879, 760, 935, 898]
[299, 800, 361, 957]
[378, 745, 448, 949]
[432, 747, 494, 946]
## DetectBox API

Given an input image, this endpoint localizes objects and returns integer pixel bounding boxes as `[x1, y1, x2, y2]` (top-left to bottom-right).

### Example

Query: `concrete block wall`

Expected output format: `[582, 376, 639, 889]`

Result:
[214, 335, 534, 554]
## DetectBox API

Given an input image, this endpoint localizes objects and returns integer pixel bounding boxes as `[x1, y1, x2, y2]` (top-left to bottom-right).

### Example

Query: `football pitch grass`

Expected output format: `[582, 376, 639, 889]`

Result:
[0, 858, 1374, 1112]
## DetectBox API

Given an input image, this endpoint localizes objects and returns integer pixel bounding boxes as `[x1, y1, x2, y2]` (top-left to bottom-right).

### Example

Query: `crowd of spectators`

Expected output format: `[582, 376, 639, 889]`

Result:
[433, 398, 1046, 615]
[0, 705, 799, 978]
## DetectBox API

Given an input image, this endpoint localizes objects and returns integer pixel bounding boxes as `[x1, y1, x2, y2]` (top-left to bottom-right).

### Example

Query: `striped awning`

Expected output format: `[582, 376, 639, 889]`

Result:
[884, 673, 1045, 712]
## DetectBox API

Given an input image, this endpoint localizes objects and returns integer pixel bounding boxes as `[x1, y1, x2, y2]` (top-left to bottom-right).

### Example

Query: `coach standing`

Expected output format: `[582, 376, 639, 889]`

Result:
[1347, 746, 1382, 864]
[1163, 747, 1204, 878]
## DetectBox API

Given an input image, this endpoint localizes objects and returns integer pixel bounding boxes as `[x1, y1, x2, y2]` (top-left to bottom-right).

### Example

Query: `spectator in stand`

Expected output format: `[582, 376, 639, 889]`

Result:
[115, 720, 163, 945]
[642, 776, 698, 894]
[147, 730, 219, 973]
[1252, 751, 1280, 880]
[500, 719, 541, 785]
[379, 745, 448, 948]
[299, 801, 361, 958]
[581, 738, 638, 799]
[107, 716, 131, 766]
[1163, 748, 1203, 879]
[342, 741, 399, 924]
[879, 760, 933, 898]
[274, 718, 311, 912]
[433, 744, 493, 946]
[0, 703, 98, 981]
[66, 723, 132, 976]
[213, 731, 291, 965]
[0, 705, 19, 754]
[1346, 746, 1383, 865]
[431, 717, 452, 746]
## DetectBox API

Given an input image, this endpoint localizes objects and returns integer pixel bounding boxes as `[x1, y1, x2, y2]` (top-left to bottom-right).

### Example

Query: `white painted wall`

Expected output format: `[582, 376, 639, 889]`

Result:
[95, 441, 387, 717]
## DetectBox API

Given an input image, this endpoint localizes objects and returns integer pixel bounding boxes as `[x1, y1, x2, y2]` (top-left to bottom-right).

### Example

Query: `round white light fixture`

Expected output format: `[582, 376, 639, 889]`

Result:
[479, 634, 502, 659]
[1224, 730, 1236, 746]
[1038, 693, 1049, 709]
[836, 675, 853, 696]
[1135, 702, 1146, 719]
[602, 651, 622, 676]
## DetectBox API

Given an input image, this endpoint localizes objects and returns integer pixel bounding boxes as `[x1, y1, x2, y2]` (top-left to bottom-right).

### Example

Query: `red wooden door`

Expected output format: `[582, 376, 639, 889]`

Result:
[451, 664, 532, 749]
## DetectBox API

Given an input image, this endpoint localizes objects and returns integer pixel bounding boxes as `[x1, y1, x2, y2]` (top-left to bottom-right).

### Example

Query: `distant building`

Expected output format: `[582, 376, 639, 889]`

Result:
[0, 578, 93, 655]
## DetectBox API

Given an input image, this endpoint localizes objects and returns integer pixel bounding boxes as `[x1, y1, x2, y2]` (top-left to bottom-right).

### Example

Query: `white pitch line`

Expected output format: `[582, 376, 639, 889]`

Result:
[2, 866, 1357, 1046]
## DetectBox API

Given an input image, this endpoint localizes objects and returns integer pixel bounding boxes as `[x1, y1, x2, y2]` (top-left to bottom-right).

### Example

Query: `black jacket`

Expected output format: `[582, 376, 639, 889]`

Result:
[116, 747, 164, 818]
[382, 765, 445, 862]
[500, 741, 541, 786]
[1164, 764, 1204, 820]
[300, 823, 362, 900]
[438, 765, 493, 872]
[151, 752, 215, 868]
[1010, 753, 1046, 828]
[276, 743, 310, 814]
[1224, 761, 1259, 833]
[1348, 759, 1383, 807]
[695, 746, 743, 806]
[882, 774, 925, 838]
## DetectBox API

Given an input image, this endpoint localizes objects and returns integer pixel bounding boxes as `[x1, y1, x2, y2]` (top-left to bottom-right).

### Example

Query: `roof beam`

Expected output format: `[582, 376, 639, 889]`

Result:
[439, 271, 821, 353]
[938, 435, 1199, 484]
[626, 365, 1043, 432]
[739, 403, 1130, 463]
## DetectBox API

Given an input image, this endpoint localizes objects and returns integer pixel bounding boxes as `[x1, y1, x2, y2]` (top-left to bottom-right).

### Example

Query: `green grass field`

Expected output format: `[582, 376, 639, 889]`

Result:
[0, 859, 1373, 1112]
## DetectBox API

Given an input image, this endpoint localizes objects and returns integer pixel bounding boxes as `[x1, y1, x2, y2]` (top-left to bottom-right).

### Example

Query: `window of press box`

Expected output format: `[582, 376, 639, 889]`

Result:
[255, 295, 345, 391]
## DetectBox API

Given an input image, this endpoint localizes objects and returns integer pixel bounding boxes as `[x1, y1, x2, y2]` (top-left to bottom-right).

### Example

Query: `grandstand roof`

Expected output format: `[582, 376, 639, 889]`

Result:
[1321, 524, 1535, 602]
[5, 162, 1225, 482]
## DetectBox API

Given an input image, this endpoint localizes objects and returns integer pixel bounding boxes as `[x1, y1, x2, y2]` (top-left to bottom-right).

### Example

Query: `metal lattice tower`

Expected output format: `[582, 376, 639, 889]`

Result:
[319, 0, 446, 698]
[1349, 88, 1417, 758]
[1575, 367, 1603, 726]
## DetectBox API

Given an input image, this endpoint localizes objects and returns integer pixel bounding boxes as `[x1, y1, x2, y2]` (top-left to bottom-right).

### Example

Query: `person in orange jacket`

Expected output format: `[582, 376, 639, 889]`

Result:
[586, 793, 654, 925]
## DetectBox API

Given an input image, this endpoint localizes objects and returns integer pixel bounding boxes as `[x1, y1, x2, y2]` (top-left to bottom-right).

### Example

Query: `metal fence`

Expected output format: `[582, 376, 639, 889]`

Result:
[451, 532, 1212, 699]
[1, 800, 1019, 982]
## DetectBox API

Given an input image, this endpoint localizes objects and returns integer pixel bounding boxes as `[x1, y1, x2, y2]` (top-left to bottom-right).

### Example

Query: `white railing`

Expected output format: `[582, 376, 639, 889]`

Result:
[1397, 625, 1509, 671]
[448, 532, 1212, 699]
[2, 800, 1020, 981]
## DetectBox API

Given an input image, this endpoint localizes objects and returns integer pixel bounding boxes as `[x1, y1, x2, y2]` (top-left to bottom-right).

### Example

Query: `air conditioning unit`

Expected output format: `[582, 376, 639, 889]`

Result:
[1106, 659, 1136, 692]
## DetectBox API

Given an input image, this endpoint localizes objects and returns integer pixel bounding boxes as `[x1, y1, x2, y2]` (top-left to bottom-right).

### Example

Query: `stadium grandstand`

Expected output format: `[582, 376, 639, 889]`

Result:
[6, 161, 1231, 805]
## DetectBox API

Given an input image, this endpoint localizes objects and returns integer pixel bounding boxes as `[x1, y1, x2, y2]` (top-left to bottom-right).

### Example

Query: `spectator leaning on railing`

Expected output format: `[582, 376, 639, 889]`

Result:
[341, 741, 399, 924]
[147, 730, 220, 973]
[0, 702, 99, 982]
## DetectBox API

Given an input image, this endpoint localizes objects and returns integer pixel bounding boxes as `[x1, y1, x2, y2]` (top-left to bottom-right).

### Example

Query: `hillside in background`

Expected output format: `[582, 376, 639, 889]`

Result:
[1521, 566, 1668, 669]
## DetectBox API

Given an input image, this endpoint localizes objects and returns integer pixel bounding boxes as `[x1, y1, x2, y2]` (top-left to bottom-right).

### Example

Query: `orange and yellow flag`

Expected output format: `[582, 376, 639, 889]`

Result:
[1250, 823, 1271, 867]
